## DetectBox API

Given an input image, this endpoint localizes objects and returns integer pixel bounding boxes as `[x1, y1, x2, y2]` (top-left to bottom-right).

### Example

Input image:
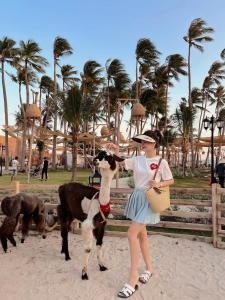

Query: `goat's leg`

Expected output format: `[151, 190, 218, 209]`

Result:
[21, 214, 33, 243]
[0, 236, 8, 253]
[8, 234, 17, 247]
[0, 216, 18, 252]
[33, 212, 46, 239]
[93, 224, 108, 271]
[61, 222, 71, 260]
[81, 222, 94, 280]
[57, 205, 70, 258]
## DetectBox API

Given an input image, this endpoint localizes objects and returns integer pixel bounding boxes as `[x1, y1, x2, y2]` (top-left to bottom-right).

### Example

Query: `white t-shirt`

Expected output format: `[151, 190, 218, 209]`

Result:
[12, 159, 19, 170]
[124, 155, 173, 189]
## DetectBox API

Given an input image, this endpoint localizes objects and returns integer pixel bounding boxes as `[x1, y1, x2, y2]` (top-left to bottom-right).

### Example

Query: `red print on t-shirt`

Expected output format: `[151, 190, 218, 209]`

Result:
[150, 163, 159, 170]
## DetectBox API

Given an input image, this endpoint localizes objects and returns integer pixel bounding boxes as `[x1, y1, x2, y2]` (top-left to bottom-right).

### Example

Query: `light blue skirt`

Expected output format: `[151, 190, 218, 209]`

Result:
[124, 188, 160, 225]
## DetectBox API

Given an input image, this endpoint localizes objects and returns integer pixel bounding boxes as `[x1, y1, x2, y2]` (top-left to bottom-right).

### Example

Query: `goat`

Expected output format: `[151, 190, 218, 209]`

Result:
[0, 193, 46, 252]
[58, 150, 119, 279]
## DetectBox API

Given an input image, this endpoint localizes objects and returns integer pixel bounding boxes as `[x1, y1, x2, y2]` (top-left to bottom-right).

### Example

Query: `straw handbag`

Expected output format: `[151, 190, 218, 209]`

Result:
[145, 158, 170, 213]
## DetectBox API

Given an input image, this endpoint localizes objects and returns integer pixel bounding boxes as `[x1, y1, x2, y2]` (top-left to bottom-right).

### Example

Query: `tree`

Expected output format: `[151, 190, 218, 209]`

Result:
[57, 64, 79, 91]
[19, 40, 48, 104]
[81, 60, 104, 131]
[59, 86, 82, 181]
[0, 37, 18, 170]
[173, 101, 195, 175]
[52, 37, 73, 169]
[105, 59, 130, 126]
[184, 18, 214, 170]
[18, 40, 48, 170]
[164, 54, 187, 128]
[135, 38, 160, 99]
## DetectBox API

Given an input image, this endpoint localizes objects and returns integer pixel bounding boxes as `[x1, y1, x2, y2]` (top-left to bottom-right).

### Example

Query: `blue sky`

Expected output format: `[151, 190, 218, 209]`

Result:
[1, 0, 225, 130]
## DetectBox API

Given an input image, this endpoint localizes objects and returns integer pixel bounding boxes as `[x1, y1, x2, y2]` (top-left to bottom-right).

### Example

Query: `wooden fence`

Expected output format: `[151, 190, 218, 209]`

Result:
[0, 182, 224, 248]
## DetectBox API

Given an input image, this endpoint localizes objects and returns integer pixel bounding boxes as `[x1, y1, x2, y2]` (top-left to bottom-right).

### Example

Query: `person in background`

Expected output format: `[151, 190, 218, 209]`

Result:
[24, 156, 28, 172]
[41, 157, 49, 181]
[11, 156, 19, 182]
[216, 157, 225, 188]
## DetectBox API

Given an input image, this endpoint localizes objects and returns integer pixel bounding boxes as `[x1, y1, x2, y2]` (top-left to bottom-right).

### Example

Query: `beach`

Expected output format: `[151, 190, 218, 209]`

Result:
[0, 232, 225, 300]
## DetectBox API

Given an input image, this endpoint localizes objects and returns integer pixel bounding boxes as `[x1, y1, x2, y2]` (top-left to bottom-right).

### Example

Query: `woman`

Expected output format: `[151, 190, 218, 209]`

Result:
[106, 130, 174, 298]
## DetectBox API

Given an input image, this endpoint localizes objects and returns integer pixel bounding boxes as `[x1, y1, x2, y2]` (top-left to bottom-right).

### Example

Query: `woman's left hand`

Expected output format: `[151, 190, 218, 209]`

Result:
[149, 180, 161, 188]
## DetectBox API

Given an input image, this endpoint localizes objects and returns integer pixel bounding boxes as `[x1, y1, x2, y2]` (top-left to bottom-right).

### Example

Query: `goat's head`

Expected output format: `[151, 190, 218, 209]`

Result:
[93, 151, 118, 171]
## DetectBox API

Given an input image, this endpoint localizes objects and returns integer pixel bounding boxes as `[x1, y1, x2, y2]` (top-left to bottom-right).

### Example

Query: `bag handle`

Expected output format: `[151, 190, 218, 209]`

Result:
[152, 157, 163, 180]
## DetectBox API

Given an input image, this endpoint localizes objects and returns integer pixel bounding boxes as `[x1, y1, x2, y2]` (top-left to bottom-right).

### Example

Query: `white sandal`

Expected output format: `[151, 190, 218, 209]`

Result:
[139, 270, 152, 284]
[117, 283, 138, 298]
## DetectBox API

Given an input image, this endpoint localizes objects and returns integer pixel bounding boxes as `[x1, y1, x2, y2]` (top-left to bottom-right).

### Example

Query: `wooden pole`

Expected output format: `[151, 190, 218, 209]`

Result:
[12, 180, 20, 195]
[212, 183, 219, 247]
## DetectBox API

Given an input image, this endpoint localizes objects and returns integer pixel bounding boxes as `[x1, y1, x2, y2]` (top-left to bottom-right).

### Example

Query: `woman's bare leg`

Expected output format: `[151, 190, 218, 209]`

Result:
[139, 226, 154, 273]
[127, 222, 145, 287]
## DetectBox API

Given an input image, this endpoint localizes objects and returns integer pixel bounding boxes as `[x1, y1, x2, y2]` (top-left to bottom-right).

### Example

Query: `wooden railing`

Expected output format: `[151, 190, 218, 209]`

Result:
[0, 182, 222, 247]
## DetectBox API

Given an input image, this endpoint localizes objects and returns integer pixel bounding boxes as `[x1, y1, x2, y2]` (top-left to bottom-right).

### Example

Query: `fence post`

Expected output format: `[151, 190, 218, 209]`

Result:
[212, 183, 219, 248]
[12, 181, 20, 195]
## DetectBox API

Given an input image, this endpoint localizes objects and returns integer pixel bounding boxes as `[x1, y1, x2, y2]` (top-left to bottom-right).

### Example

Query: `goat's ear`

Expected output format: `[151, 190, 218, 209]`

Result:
[113, 154, 125, 162]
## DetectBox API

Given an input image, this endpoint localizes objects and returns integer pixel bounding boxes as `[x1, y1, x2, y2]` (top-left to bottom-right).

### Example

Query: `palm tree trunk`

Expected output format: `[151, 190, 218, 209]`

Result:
[136, 59, 139, 101]
[39, 87, 42, 110]
[71, 126, 78, 182]
[187, 43, 194, 171]
[27, 119, 35, 183]
[63, 121, 68, 170]
[52, 57, 57, 169]
[107, 78, 111, 127]
[19, 83, 27, 170]
[1, 60, 9, 171]
[24, 61, 30, 105]
[194, 93, 208, 164]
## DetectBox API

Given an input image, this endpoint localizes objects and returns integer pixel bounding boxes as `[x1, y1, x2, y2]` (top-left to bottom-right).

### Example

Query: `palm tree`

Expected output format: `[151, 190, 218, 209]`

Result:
[52, 37, 73, 169]
[57, 64, 79, 91]
[213, 85, 225, 117]
[135, 38, 160, 99]
[11, 67, 37, 111]
[18, 40, 48, 171]
[0, 37, 18, 170]
[59, 86, 82, 181]
[184, 18, 214, 108]
[105, 59, 129, 126]
[173, 100, 195, 176]
[164, 54, 187, 128]
[39, 75, 54, 109]
[19, 40, 48, 104]
[184, 18, 214, 170]
[81, 60, 104, 130]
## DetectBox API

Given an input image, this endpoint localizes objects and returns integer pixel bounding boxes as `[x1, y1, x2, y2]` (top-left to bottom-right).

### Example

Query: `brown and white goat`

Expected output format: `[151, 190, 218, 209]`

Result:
[58, 151, 119, 280]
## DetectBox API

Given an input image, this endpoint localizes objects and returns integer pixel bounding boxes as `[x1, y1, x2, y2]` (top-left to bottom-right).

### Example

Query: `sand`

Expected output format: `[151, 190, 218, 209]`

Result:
[1, 232, 225, 300]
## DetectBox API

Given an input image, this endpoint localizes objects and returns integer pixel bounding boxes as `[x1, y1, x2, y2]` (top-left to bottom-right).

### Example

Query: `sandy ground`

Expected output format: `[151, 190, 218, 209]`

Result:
[1, 232, 225, 300]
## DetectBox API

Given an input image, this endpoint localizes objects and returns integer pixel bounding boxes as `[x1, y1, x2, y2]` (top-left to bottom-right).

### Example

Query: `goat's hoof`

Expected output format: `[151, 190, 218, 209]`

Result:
[13, 242, 16, 247]
[99, 265, 108, 272]
[65, 256, 71, 261]
[82, 273, 89, 280]
[21, 239, 25, 243]
[42, 235, 46, 239]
